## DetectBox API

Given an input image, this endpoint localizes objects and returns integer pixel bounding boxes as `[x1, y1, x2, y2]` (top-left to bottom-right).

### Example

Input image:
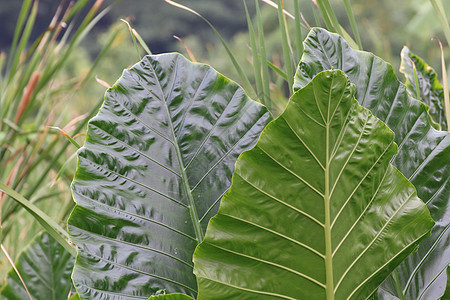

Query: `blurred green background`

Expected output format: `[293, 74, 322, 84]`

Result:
[1, 0, 449, 102]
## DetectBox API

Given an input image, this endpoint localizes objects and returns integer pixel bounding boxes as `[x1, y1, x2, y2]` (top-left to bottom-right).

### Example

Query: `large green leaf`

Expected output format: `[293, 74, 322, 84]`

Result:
[68, 53, 271, 298]
[294, 28, 450, 299]
[399, 46, 447, 131]
[193, 70, 434, 299]
[0, 231, 75, 300]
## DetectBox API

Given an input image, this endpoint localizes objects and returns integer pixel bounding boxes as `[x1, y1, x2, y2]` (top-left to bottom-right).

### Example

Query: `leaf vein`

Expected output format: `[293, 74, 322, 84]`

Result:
[256, 145, 325, 198]
[237, 172, 324, 227]
[281, 115, 325, 170]
[185, 86, 241, 170]
[190, 112, 270, 192]
[334, 192, 415, 292]
[78, 156, 186, 207]
[74, 227, 194, 269]
[90, 123, 181, 177]
[74, 191, 197, 241]
[331, 140, 394, 228]
[221, 213, 325, 259]
[205, 242, 326, 289]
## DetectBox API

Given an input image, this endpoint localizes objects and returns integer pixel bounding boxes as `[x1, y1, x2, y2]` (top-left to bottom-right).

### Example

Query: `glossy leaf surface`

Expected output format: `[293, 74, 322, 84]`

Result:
[0, 231, 74, 300]
[400, 46, 447, 131]
[68, 53, 271, 298]
[294, 28, 450, 299]
[194, 70, 434, 299]
[148, 294, 194, 300]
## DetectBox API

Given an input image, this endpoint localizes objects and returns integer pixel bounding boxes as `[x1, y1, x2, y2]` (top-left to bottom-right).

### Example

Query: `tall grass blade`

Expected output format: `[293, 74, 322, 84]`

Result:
[14, 71, 39, 124]
[294, 0, 303, 61]
[25, 98, 103, 200]
[50, 127, 81, 149]
[133, 28, 152, 55]
[0, 182, 76, 257]
[6, 0, 33, 73]
[277, 0, 294, 94]
[343, 0, 362, 50]
[267, 60, 288, 80]
[260, 0, 311, 29]
[36, 5, 112, 93]
[338, 25, 359, 49]
[121, 19, 142, 60]
[260, 0, 294, 19]
[317, 0, 343, 36]
[64, 0, 90, 21]
[0, 244, 33, 300]
[173, 35, 197, 62]
[435, 38, 450, 133]
[244, 0, 263, 103]
[430, 0, 450, 47]
[7, 0, 39, 84]
[79, 27, 122, 87]
[165, 0, 257, 99]
[314, 0, 359, 49]
[71, 0, 104, 43]
[255, 0, 272, 111]
[312, 1, 323, 27]
[51, 152, 77, 188]
[315, 0, 334, 30]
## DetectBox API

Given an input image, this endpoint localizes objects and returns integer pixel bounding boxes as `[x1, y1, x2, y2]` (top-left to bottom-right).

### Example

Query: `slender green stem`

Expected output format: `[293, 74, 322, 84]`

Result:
[256, 0, 271, 111]
[268, 61, 288, 81]
[294, 0, 303, 61]
[6, 0, 33, 79]
[318, 0, 344, 37]
[122, 19, 142, 60]
[277, 0, 293, 94]
[315, 0, 334, 30]
[435, 38, 450, 133]
[244, 0, 263, 104]
[343, 0, 362, 50]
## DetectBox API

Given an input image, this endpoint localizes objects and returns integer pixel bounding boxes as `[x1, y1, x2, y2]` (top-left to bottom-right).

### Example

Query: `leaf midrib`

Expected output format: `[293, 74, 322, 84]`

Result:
[324, 75, 335, 300]
[147, 57, 204, 243]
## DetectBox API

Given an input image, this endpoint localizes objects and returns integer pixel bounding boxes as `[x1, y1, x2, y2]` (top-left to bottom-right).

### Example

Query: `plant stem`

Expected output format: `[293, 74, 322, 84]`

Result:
[343, 0, 362, 50]
[277, 0, 294, 94]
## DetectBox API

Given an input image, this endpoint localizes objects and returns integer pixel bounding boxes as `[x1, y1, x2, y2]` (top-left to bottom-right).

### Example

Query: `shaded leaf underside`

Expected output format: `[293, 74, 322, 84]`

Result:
[68, 53, 271, 299]
[0, 231, 74, 300]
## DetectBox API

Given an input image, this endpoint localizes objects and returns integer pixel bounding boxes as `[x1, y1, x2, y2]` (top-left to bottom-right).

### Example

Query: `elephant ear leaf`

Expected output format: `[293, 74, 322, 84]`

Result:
[0, 231, 75, 300]
[295, 28, 450, 299]
[68, 53, 271, 298]
[193, 70, 434, 299]
[400, 46, 447, 131]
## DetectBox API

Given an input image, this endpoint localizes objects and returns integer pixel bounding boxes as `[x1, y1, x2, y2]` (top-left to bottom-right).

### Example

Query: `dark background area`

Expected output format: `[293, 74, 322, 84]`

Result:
[0, 0, 255, 55]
